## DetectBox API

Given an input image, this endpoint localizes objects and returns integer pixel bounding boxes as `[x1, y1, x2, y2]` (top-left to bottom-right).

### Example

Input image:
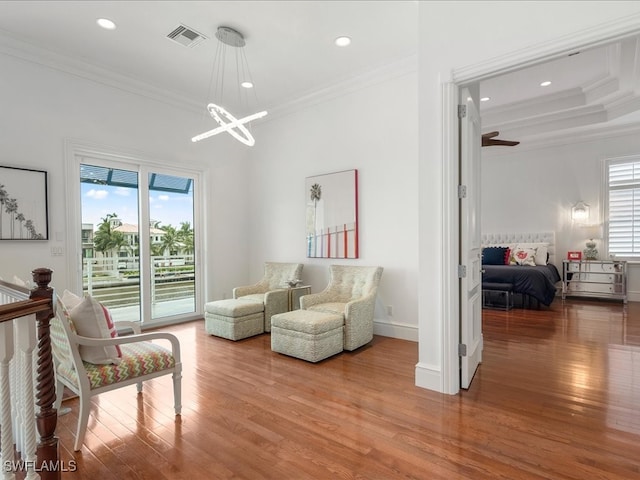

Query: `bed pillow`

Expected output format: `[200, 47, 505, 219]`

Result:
[482, 247, 508, 265]
[510, 247, 537, 266]
[67, 294, 122, 365]
[516, 243, 549, 265]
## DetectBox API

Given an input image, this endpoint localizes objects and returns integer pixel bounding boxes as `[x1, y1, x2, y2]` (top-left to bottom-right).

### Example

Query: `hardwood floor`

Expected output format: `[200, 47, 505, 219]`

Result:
[52, 299, 640, 479]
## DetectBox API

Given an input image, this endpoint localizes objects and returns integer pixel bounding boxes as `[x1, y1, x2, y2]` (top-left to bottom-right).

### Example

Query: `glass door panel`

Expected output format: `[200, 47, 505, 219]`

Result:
[148, 172, 196, 320]
[80, 163, 141, 322]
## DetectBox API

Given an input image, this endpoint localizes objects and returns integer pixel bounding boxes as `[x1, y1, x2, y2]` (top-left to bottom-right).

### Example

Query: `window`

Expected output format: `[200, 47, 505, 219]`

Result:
[606, 155, 640, 258]
[65, 141, 204, 326]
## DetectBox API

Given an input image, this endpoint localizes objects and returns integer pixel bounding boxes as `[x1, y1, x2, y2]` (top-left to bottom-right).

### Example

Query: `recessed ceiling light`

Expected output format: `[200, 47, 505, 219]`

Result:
[480, 97, 490, 102]
[540, 81, 552, 87]
[96, 18, 116, 30]
[241, 81, 254, 89]
[335, 36, 351, 47]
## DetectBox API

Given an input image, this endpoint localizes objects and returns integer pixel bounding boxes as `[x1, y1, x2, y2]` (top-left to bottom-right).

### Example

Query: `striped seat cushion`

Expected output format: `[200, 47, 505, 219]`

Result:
[58, 342, 175, 390]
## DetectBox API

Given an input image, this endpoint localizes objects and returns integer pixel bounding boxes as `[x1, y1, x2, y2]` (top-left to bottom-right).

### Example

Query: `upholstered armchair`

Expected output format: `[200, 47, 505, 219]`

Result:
[233, 262, 304, 332]
[300, 265, 383, 351]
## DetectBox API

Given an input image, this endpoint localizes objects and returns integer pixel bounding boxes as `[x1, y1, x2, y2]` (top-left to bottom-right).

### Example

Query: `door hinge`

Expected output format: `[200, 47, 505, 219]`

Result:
[458, 104, 467, 118]
[459, 343, 467, 357]
[457, 265, 467, 278]
[458, 185, 467, 199]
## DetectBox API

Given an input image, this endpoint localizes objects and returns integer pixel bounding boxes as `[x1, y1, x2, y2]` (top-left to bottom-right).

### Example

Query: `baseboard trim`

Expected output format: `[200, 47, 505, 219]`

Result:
[373, 319, 418, 342]
[415, 362, 446, 393]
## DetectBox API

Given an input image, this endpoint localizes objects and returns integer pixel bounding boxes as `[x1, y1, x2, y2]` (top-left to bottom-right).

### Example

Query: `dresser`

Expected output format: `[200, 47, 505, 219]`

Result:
[562, 260, 627, 303]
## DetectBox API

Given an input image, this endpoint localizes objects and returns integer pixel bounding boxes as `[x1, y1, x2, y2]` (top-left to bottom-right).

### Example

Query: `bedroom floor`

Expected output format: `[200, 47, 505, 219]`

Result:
[480, 297, 640, 475]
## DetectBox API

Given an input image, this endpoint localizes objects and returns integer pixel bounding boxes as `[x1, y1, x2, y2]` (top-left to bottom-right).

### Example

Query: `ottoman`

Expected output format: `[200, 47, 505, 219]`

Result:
[204, 299, 265, 340]
[271, 310, 344, 363]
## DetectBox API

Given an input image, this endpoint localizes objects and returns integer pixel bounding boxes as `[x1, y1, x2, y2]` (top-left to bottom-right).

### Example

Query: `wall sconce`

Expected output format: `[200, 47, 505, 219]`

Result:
[571, 201, 590, 222]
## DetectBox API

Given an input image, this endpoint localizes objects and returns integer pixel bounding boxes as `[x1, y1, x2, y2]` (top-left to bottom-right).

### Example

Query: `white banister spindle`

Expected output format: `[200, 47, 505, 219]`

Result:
[0, 321, 17, 480]
[0, 285, 40, 480]
[16, 316, 39, 480]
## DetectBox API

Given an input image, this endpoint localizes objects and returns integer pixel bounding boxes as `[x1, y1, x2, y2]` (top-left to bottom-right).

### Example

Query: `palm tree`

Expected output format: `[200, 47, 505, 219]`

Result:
[160, 225, 179, 256]
[310, 183, 322, 255]
[94, 213, 124, 257]
[5, 198, 17, 239]
[15, 213, 25, 239]
[110, 231, 127, 260]
[177, 221, 194, 255]
[25, 219, 34, 239]
[150, 243, 165, 257]
[0, 184, 6, 238]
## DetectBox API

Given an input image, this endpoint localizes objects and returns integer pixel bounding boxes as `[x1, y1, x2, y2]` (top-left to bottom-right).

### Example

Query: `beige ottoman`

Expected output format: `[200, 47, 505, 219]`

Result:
[271, 310, 344, 362]
[204, 299, 265, 340]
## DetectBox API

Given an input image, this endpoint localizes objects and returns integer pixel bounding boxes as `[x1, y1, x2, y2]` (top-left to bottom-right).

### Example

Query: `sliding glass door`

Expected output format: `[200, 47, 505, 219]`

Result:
[74, 150, 202, 326]
[146, 171, 196, 320]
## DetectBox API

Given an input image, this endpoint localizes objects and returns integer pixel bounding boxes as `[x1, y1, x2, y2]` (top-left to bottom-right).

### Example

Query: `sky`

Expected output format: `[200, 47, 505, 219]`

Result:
[81, 183, 194, 230]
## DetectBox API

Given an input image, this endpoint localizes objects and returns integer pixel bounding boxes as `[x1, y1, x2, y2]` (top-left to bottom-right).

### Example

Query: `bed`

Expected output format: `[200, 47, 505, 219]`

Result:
[481, 232, 562, 307]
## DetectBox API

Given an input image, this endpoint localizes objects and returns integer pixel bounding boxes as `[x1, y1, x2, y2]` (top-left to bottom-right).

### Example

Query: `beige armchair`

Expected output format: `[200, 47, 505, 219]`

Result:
[233, 262, 303, 332]
[300, 265, 383, 351]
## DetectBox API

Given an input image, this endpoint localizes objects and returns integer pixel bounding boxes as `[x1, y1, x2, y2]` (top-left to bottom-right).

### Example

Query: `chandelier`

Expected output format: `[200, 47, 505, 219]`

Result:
[192, 26, 267, 146]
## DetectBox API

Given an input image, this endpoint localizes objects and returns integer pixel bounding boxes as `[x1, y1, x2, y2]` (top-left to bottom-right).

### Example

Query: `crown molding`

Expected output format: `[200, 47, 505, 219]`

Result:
[0, 29, 417, 126]
[264, 54, 418, 123]
[0, 30, 205, 114]
[453, 12, 640, 84]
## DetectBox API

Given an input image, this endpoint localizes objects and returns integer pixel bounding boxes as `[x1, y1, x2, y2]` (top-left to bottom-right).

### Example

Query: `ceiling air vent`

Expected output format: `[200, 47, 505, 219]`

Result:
[166, 24, 207, 48]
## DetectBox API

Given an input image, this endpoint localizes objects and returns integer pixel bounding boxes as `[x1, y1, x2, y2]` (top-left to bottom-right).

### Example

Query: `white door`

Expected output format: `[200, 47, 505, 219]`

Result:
[459, 86, 483, 389]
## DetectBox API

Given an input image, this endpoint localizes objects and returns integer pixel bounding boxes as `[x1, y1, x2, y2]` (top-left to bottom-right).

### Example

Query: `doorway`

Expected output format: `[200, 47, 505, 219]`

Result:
[447, 22, 640, 394]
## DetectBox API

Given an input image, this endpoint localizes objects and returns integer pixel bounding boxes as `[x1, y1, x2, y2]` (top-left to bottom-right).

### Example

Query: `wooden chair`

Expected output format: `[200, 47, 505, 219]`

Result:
[50, 298, 182, 451]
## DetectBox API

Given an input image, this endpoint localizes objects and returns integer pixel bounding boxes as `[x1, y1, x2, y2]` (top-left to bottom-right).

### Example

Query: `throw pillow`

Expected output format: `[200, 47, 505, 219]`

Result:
[504, 247, 511, 265]
[61, 289, 83, 310]
[482, 247, 508, 265]
[68, 294, 122, 365]
[510, 247, 537, 266]
[516, 243, 549, 266]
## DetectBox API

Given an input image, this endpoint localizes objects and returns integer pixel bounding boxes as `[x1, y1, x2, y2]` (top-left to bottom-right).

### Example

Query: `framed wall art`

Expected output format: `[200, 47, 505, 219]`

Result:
[0, 166, 48, 240]
[305, 169, 358, 258]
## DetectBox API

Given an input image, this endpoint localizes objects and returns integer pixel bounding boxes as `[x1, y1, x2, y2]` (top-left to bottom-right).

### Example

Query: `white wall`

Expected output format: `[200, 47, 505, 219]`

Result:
[0, 38, 420, 339]
[418, 1, 640, 393]
[0, 51, 250, 303]
[482, 128, 640, 299]
[245, 69, 420, 340]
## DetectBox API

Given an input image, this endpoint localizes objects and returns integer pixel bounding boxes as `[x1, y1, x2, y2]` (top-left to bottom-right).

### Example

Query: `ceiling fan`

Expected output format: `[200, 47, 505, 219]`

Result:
[482, 131, 520, 147]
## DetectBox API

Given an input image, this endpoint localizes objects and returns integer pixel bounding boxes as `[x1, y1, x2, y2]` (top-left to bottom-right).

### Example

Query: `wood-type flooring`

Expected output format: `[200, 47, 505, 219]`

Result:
[47, 299, 640, 479]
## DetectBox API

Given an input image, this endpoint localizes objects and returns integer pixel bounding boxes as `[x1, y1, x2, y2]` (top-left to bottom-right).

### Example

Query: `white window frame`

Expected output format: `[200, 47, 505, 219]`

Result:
[64, 139, 206, 327]
[604, 154, 640, 260]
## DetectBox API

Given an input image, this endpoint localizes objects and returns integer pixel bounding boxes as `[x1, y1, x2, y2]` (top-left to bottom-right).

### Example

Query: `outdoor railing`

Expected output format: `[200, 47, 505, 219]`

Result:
[83, 255, 195, 308]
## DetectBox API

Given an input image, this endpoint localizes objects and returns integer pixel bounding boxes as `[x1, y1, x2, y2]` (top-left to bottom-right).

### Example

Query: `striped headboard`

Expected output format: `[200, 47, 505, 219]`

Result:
[481, 232, 556, 265]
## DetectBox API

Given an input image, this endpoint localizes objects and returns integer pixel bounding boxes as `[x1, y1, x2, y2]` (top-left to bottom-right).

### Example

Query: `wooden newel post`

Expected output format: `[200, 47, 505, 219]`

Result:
[30, 267, 60, 480]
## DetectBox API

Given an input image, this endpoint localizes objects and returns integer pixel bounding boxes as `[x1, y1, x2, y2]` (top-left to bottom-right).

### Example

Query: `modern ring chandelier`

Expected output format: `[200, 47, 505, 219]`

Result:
[192, 26, 267, 146]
